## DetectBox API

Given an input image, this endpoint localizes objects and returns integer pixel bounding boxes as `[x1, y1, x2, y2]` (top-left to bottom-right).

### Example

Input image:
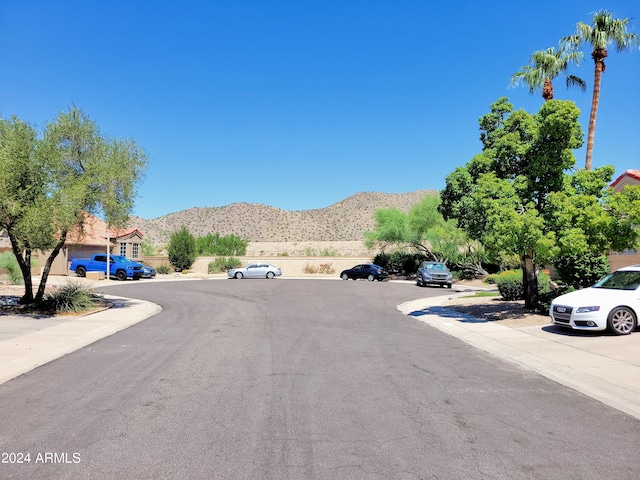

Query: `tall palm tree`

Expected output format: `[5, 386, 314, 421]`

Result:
[510, 45, 585, 101]
[564, 10, 640, 170]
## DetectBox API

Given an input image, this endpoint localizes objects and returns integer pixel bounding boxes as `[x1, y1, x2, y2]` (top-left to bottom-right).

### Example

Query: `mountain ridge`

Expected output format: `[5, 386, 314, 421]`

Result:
[128, 190, 435, 244]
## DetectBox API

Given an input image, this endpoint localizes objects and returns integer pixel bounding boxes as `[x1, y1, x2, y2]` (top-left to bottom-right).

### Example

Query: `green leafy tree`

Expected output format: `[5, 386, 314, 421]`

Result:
[365, 194, 488, 275]
[168, 226, 197, 271]
[0, 251, 23, 284]
[563, 10, 639, 170]
[196, 233, 248, 256]
[141, 239, 156, 256]
[0, 107, 148, 303]
[214, 234, 248, 256]
[440, 97, 640, 309]
[510, 44, 585, 101]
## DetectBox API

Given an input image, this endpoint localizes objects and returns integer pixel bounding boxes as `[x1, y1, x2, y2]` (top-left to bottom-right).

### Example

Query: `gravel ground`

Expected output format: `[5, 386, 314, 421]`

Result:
[442, 294, 552, 327]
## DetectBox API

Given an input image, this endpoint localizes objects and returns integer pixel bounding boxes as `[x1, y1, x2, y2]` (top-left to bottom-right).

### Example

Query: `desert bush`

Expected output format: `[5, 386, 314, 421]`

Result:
[0, 252, 23, 284]
[41, 281, 104, 314]
[303, 263, 319, 274]
[156, 264, 172, 275]
[318, 263, 335, 274]
[321, 248, 339, 257]
[208, 257, 242, 273]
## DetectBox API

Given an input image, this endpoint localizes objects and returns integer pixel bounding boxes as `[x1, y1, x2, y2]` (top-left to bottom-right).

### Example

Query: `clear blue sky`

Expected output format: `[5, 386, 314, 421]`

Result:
[1, 1, 639, 219]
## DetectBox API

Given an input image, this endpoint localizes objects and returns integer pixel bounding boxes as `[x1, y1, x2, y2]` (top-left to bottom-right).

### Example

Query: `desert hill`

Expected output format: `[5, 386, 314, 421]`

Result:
[128, 190, 435, 245]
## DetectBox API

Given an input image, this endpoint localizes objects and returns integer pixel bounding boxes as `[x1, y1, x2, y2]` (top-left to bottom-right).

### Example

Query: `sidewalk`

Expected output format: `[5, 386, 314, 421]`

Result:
[0, 295, 161, 385]
[398, 294, 640, 420]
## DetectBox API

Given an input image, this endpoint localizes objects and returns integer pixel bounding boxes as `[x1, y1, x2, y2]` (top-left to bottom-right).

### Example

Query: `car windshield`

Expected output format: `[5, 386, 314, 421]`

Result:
[593, 271, 640, 291]
[422, 262, 446, 270]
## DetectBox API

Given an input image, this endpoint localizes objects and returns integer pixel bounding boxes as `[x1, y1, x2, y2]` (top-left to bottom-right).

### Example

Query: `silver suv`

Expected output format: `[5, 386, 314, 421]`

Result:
[416, 261, 453, 288]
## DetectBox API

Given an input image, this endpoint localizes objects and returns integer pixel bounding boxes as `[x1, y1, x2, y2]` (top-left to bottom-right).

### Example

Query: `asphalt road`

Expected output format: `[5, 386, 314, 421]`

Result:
[1, 279, 639, 479]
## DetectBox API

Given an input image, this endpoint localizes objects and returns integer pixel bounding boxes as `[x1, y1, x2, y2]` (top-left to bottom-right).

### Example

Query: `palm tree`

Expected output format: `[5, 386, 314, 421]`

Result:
[510, 45, 585, 101]
[564, 10, 640, 170]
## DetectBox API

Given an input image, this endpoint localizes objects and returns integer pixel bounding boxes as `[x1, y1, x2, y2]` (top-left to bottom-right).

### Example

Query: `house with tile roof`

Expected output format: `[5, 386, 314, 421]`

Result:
[0, 213, 145, 276]
[609, 169, 640, 270]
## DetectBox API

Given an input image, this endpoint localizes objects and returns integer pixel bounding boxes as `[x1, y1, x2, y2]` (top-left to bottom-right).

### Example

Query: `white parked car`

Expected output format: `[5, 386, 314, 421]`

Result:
[227, 263, 282, 279]
[550, 265, 640, 335]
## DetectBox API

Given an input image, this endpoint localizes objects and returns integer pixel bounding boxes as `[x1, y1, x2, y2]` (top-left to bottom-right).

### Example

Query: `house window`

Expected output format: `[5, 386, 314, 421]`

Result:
[132, 243, 139, 259]
[620, 249, 638, 255]
[120, 243, 127, 256]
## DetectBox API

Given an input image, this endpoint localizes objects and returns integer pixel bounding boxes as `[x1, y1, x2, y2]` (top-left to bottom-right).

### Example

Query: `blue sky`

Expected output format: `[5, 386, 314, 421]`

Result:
[1, 1, 639, 219]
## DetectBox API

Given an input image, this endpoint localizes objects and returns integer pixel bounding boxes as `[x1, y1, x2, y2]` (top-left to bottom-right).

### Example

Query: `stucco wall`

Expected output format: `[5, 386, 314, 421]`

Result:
[191, 256, 374, 276]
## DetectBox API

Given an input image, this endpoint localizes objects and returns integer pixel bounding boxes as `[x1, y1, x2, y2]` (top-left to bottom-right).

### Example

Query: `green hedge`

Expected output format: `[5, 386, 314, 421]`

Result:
[494, 269, 550, 301]
[208, 257, 242, 273]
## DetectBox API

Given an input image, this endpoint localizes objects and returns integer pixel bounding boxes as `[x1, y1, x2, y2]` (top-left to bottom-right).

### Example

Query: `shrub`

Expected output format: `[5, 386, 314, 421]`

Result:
[495, 270, 523, 300]
[196, 233, 248, 256]
[141, 239, 156, 256]
[454, 268, 476, 281]
[208, 257, 242, 273]
[373, 252, 423, 275]
[553, 253, 609, 289]
[0, 252, 23, 285]
[41, 281, 104, 314]
[483, 274, 498, 284]
[319, 263, 335, 274]
[156, 264, 172, 275]
[495, 269, 551, 301]
[303, 263, 319, 274]
[167, 226, 196, 271]
[536, 285, 576, 314]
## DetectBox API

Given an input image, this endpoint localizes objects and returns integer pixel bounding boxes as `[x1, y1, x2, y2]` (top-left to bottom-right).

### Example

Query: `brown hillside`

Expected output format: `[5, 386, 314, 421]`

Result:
[128, 190, 435, 244]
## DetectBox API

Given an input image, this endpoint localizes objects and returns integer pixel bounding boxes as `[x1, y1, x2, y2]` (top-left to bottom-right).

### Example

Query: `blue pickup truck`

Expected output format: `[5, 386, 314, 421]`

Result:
[70, 254, 144, 281]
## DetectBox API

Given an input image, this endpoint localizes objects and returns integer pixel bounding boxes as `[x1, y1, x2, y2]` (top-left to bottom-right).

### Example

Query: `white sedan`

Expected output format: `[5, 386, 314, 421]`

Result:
[227, 263, 282, 279]
[550, 265, 640, 335]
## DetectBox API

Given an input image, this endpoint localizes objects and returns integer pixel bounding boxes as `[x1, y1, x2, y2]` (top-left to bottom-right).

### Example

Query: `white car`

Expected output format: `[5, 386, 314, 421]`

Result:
[550, 265, 640, 335]
[227, 263, 282, 279]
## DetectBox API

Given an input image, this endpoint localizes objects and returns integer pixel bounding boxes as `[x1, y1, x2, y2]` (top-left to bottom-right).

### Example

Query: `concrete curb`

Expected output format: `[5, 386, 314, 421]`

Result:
[0, 296, 161, 385]
[399, 295, 640, 420]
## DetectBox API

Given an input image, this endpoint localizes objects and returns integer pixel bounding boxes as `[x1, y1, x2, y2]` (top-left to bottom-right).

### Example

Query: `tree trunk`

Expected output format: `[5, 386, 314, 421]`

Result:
[7, 233, 34, 304]
[585, 48, 607, 171]
[542, 77, 553, 101]
[521, 251, 538, 310]
[35, 233, 67, 303]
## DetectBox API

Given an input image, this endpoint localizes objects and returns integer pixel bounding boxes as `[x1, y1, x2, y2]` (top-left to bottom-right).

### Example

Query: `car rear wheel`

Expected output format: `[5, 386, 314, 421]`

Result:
[367, 274, 375, 282]
[266, 271, 275, 279]
[607, 307, 637, 335]
[341, 273, 349, 280]
[235, 272, 243, 279]
[75, 266, 86, 277]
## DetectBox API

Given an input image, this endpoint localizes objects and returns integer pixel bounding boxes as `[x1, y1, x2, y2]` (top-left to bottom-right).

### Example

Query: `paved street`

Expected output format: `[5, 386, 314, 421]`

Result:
[1, 279, 639, 479]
